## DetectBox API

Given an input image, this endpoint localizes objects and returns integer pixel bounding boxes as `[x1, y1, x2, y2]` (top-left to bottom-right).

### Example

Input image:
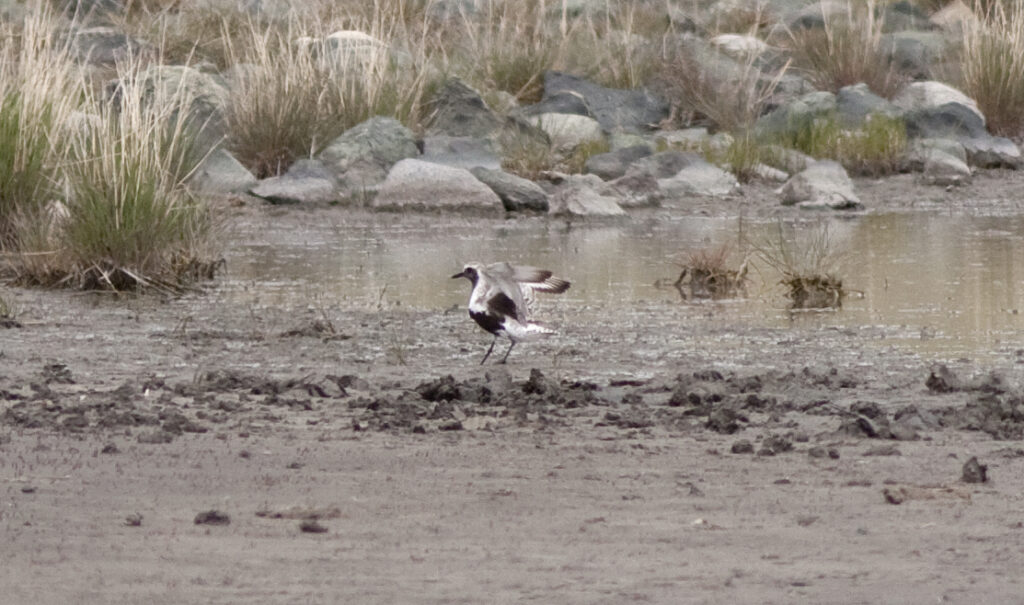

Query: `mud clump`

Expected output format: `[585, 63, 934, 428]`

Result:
[961, 456, 988, 483]
[194, 510, 231, 525]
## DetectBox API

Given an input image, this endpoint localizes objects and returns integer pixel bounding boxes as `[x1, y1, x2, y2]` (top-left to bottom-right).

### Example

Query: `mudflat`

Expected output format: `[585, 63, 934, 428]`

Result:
[3, 173, 1024, 604]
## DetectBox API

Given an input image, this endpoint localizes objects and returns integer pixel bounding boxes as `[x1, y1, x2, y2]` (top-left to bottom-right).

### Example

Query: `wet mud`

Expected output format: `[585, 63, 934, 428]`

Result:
[5, 179, 1024, 602]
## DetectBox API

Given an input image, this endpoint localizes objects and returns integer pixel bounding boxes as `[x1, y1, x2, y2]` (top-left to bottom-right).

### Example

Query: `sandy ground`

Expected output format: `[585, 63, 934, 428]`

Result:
[4, 171, 1024, 604]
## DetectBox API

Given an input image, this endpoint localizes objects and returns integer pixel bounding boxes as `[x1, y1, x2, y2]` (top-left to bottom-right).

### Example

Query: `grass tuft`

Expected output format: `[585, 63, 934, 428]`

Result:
[785, 0, 906, 98]
[959, 1, 1024, 136]
[779, 112, 907, 176]
[674, 243, 749, 300]
[750, 222, 846, 309]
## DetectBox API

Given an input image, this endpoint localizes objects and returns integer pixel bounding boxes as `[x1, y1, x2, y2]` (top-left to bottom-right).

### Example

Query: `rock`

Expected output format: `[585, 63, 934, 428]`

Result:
[601, 169, 662, 208]
[907, 138, 972, 185]
[530, 113, 604, 151]
[656, 128, 711, 150]
[584, 145, 652, 180]
[778, 161, 862, 210]
[903, 102, 988, 141]
[539, 71, 669, 133]
[706, 407, 742, 434]
[862, 444, 901, 456]
[892, 81, 985, 125]
[926, 363, 962, 393]
[836, 83, 899, 128]
[318, 116, 420, 194]
[189, 148, 257, 194]
[756, 91, 837, 139]
[546, 174, 626, 217]
[931, 0, 977, 32]
[631, 151, 705, 179]
[766, 145, 815, 174]
[961, 456, 988, 483]
[322, 30, 389, 69]
[882, 31, 947, 80]
[70, 26, 149, 66]
[879, 1, 934, 32]
[659, 161, 740, 197]
[921, 148, 972, 187]
[730, 439, 754, 454]
[194, 510, 231, 525]
[421, 135, 500, 170]
[426, 78, 506, 139]
[906, 138, 967, 169]
[521, 92, 594, 119]
[962, 136, 1023, 169]
[250, 160, 340, 204]
[710, 34, 770, 59]
[470, 167, 549, 212]
[372, 159, 503, 215]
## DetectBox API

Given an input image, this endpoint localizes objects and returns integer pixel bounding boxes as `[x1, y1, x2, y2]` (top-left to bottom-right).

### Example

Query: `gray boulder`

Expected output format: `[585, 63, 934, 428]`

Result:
[530, 113, 604, 151]
[882, 31, 947, 80]
[470, 167, 549, 212]
[188, 148, 257, 195]
[778, 161, 862, 210]
[70, 26, 149, 66]
[962, 137, 1023, 169]
[318, 116, 420, 194]
[520, 91, 594, 119]
[892, 81, 984, 123]
[601, 169, 662, 208]
[250, 159, 340, 204]
[659, 161, 740, 198]
[584, 145, 652, 180]
[921, 149, 972, 187]
[905, 138, 967, 170]
[836, 83, 899, 128]
[902, 102, 987, 140]
[373, 159, 503, 215]
[545, 174, 626, 217]
[421, 136, 500, 170]
[631, 151, 706, 179]
[539, 71, 668, 133]
[756, 91, 837, 139]
[426, 78, 507, 138]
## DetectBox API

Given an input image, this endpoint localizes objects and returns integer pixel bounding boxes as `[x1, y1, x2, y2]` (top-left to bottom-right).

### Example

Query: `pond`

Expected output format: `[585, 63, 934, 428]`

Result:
[221, 210, 1024, 364]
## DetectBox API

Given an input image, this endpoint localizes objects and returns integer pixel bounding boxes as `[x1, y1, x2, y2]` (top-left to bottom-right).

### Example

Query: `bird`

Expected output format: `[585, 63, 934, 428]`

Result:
[451, 262, 570, 364]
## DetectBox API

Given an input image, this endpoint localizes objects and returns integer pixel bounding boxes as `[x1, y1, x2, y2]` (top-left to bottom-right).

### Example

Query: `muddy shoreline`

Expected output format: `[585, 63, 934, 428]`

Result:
[4, 173, 1024, 603]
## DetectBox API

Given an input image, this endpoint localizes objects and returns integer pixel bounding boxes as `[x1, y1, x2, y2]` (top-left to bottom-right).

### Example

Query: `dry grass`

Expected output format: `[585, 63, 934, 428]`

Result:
[454, 0, 576, 104]
[780, 112, 908, 176]
[749, 222, 846, 309]
[0, 7, 82, 248]
[673, 243, 749, 300]
[222, 12, 434, 178]
[785, 0, 906, 98]
[656, 35, 790, 133]
[959, 1, 1024, 136]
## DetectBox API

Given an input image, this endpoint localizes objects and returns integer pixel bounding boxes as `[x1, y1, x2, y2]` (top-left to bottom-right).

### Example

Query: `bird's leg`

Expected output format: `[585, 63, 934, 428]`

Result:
[499, 340, 516, 364]
[480, 335, 498, 365]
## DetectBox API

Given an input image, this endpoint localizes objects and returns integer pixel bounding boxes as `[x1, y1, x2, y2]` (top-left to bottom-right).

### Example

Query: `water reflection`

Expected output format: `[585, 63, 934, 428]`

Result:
[222, 212, 1024, 362]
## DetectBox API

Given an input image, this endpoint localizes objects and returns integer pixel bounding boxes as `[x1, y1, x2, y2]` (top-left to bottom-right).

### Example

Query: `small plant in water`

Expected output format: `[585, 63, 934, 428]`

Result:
[750, 222, 846, 309]
[673, 243, 749, 300]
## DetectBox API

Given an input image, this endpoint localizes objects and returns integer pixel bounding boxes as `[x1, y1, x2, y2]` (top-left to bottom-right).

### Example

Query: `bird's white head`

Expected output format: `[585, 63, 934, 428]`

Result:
[451, 264, 482, 284]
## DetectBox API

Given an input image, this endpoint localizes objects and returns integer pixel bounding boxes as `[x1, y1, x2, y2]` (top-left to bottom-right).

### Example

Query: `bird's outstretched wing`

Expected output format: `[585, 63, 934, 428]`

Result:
[484, 263, 570, 320]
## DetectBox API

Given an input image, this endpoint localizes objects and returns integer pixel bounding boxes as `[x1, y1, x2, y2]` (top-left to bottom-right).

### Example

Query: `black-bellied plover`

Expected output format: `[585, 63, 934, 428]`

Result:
[451, 262, 570, 364]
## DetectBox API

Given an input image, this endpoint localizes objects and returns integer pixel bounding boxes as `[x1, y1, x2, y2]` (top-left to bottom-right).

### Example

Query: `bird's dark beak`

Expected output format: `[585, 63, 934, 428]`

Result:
[451, 270, 466, 280]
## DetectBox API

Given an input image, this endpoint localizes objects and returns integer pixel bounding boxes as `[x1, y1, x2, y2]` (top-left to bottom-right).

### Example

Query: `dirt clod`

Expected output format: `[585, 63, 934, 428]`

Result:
[961, 456, 988, 483]
[194, 510, 231, 525]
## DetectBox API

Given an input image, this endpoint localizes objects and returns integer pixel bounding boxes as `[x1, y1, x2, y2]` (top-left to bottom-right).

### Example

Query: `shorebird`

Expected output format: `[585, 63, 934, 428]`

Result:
[452, 262, 570, 364]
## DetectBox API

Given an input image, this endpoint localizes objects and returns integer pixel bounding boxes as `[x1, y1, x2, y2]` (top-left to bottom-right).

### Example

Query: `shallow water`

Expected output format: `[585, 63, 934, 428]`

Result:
[221, 211, 1024, 364]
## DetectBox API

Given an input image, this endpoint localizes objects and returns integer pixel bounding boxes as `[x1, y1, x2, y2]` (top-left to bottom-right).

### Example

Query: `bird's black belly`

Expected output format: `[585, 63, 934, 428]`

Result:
[469, 310, 503, 334]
